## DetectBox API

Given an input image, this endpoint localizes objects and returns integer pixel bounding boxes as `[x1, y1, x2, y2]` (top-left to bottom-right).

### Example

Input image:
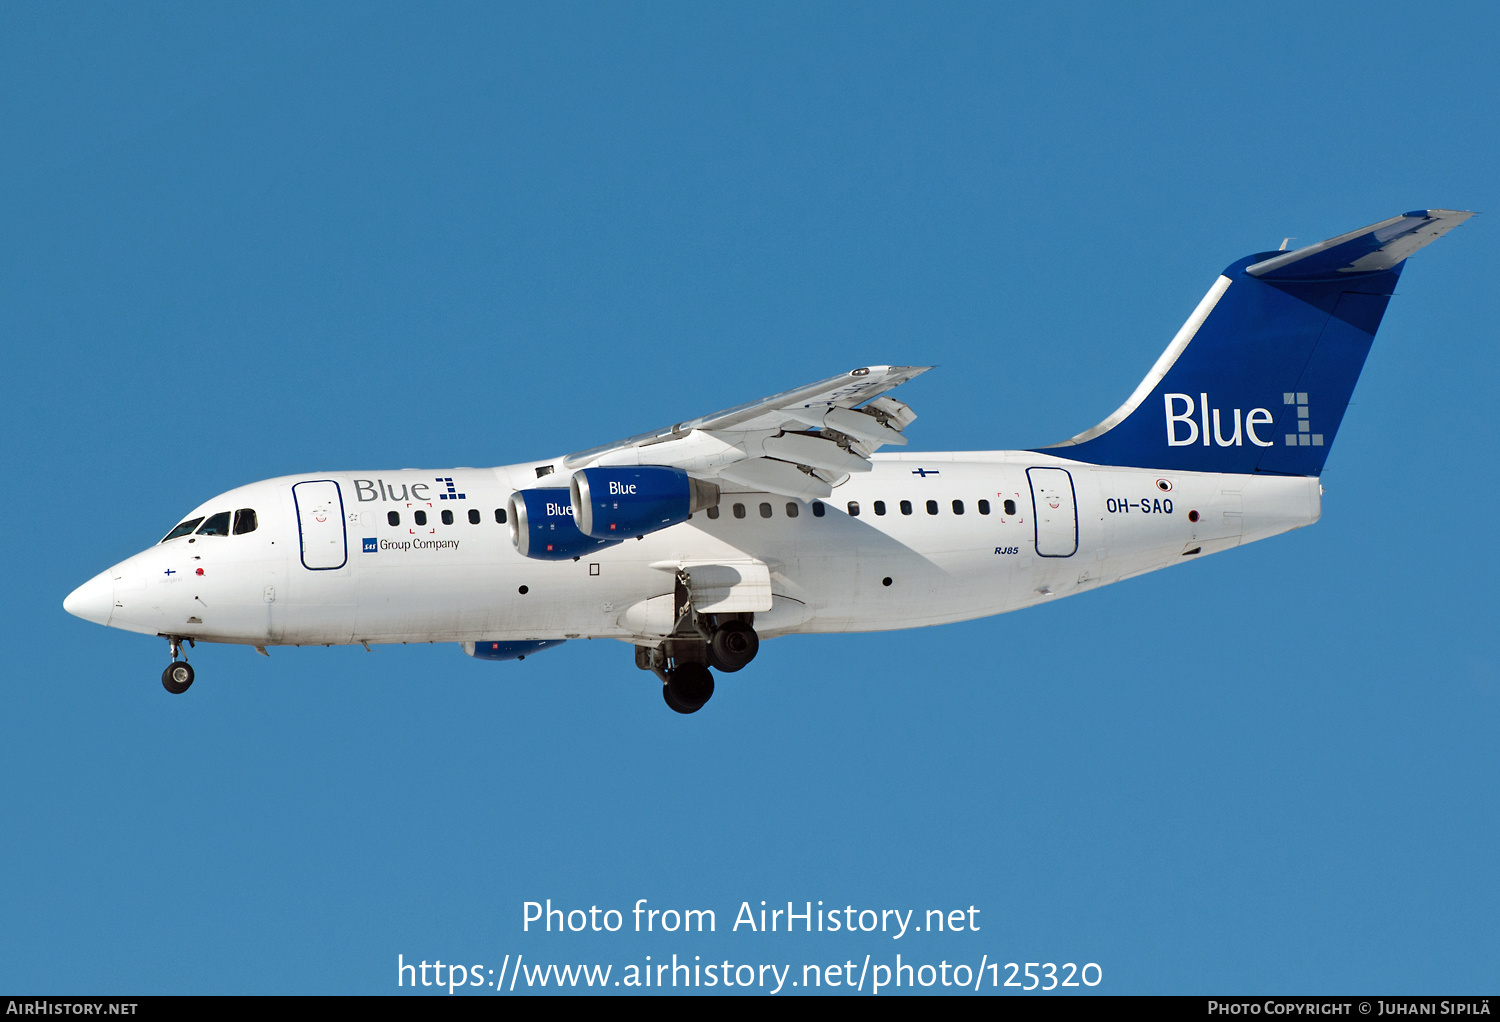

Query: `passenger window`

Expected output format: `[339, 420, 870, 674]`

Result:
[873, 500, 886, 516]
[952, 500, 964, 515]
[233, 508, 258, 535]
[468, 508, 480, 525]
[706, 506, 720, 520]
[733, 503, 746, 519]
[388, 511, 401, 526]
[785, 502, 799, 518]
[900, 500, 912, 515]
[441, 509, 454, 525]
[1004, 499, 1017, 515]
[926, 500, 938, 515]
[161, 518, 204, 542]
[978, 499, 991, 515]
[812, 501, 825, 518]
[847, 501, 860, 517]
[196, 511, 232, 536]
[415, 510, 428, 526]
[759, 502, 772, 519]
[495, 508, 507, 524]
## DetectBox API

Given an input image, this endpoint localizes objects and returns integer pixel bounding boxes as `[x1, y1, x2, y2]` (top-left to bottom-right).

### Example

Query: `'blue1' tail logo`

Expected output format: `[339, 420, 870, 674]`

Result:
[1282, 392, 1322, 447]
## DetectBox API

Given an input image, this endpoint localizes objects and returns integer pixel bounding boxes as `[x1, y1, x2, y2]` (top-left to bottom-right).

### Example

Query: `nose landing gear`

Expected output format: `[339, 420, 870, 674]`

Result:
[161, 636, 195, 694]
[162, 661, 195, 694]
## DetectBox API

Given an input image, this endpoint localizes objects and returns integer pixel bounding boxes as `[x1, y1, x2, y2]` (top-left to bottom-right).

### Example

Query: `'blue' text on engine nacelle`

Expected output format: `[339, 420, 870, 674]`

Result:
[570, 466, 720, 540]
[508, 488, 623, 560]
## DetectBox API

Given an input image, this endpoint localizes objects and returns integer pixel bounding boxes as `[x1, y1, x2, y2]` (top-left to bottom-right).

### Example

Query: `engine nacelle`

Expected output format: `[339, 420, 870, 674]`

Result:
[508, 488, 621, 560]
[570, 466, 719, 540]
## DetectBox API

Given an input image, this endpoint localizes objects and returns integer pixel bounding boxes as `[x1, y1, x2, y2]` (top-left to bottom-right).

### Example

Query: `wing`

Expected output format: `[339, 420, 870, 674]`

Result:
[561, 365, 932, 499]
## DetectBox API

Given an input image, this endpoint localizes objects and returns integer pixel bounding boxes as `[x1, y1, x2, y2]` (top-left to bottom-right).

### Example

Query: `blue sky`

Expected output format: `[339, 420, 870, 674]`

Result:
[2, 2, 1497, 994]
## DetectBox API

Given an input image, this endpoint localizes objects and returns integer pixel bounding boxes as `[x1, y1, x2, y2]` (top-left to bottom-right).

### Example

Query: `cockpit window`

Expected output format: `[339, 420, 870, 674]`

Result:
[196, 511, 232, 536]
[233, 508, 258, 535]
[161, 518, 204, 542]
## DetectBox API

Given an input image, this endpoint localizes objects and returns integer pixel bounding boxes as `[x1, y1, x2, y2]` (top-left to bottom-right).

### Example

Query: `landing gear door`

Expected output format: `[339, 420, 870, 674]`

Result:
[683, 561, 774, 614]
[293, 480, 348, 570]
[1027, 467, 1078, 557]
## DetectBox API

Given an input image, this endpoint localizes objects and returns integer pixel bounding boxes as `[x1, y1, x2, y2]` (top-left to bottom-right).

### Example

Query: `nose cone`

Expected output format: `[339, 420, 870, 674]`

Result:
[64, 571, 114, 626]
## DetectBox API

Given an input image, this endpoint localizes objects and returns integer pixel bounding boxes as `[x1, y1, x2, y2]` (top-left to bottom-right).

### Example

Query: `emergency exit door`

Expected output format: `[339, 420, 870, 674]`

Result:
[1027, 467, 1078, 557]
[293, 480, 348, 570]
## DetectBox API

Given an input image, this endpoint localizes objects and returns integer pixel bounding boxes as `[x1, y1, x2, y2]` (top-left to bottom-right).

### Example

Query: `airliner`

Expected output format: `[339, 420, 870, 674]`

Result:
[64, 210, 1471, 712]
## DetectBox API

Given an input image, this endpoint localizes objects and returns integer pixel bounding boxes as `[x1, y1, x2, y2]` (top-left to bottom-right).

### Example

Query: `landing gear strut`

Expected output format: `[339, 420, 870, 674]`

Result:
[162, 636, 195, 695]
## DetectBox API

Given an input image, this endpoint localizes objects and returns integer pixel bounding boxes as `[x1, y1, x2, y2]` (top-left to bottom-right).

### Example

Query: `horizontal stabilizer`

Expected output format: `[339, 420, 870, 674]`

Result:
[1245, 209, 1473, 281]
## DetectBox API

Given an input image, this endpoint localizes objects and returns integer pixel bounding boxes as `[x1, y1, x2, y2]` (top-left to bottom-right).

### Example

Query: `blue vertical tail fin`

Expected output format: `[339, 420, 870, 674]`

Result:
[1045, 209, 1473, 475]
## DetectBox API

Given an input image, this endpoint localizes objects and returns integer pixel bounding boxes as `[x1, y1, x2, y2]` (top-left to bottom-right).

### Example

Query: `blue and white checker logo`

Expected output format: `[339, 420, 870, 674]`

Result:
[362, 537, 378, 553]
[437, 476, 466, 500]
[1283, 392, 1322, 447]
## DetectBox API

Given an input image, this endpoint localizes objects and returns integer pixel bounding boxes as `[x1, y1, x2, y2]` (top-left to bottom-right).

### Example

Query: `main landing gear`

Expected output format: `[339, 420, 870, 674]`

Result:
[639, 617, 760, 715]
[161, 636, 195, 695]
[662, 663, 714, 714]
[707, 619, 759, 673]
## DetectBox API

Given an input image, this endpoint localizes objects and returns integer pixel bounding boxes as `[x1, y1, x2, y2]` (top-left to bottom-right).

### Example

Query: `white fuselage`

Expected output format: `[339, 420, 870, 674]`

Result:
[76, 450, 1320, 650]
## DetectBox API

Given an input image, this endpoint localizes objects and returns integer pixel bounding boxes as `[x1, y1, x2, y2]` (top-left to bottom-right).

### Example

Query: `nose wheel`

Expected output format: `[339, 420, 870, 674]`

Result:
[161, 636, 195, 694]
[162, 661, 195, 694]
